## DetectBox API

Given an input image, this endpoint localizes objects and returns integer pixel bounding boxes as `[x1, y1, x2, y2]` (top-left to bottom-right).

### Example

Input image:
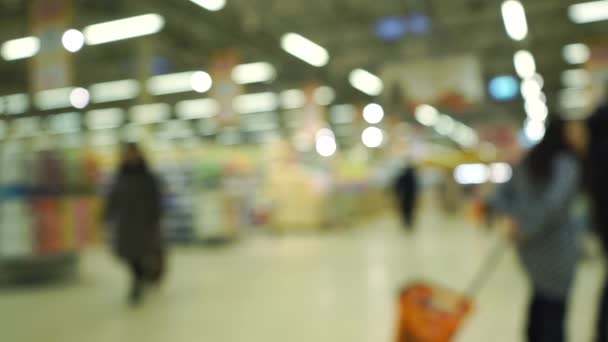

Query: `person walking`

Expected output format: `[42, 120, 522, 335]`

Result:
[104, 143, 164, 305]
[393, 164, 419, 230]
[491, 118, 585, 342]
[585, 104, 608, 341]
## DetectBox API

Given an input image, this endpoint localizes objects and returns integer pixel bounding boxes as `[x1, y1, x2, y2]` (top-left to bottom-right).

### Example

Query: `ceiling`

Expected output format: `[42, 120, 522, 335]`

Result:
[0, 0, 606, 128]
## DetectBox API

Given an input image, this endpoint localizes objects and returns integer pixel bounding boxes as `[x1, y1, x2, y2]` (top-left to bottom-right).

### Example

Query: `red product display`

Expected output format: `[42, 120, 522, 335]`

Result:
[33, 198, 64, 255]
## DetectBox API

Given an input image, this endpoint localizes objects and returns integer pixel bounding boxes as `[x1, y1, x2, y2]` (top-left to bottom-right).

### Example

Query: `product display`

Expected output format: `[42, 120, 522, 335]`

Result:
[0, 141, 100, 282]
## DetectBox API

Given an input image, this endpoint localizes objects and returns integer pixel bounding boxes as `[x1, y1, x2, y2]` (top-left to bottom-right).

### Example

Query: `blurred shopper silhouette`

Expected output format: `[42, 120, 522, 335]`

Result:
[393, 164, 419, 230]
[104, 143, 165, 306]
[491, 118, 585, 342]
[585, 104, 608, 342]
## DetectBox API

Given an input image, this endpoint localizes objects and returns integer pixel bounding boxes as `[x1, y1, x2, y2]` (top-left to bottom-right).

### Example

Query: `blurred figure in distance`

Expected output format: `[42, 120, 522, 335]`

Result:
[104, 143, 164, 306]
[491, 118, 586, 342]
[393, 163, 419, 230]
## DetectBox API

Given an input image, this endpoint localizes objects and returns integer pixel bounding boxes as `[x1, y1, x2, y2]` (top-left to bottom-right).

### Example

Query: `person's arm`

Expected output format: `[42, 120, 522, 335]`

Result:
[489, 172, 517, 216]
[518, 154, 580, 241]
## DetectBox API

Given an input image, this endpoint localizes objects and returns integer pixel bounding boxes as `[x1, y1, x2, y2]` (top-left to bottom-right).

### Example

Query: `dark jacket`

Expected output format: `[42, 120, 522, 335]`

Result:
[105, 167, 163, 260]
[394, 166, 418, 205]
[587, 104, 608, 251]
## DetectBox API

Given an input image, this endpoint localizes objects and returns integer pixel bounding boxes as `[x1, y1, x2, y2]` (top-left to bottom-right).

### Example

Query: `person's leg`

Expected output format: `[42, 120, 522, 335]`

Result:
[535, 293, 567, 342]
[527, 292, 542, 342]
[401, 197, 415, 229]
[128, 259, 145, 305]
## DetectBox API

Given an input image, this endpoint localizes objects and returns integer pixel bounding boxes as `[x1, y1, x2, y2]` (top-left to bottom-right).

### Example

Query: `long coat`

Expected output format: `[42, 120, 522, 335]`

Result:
[587, 105, 608, 251]
[105, 170, 163, 260]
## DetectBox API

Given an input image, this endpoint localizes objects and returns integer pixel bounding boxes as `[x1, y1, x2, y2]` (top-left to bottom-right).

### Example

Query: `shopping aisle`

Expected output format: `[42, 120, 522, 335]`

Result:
[0, 209, 604, 342]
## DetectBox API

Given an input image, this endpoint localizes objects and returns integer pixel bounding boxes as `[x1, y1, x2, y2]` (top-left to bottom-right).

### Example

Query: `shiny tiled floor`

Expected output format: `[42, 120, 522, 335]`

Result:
[1, 208, 605, 342]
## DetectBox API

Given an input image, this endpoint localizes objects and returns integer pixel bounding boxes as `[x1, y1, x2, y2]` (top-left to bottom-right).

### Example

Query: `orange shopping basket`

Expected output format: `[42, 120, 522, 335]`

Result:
[395, 240, 505, 342]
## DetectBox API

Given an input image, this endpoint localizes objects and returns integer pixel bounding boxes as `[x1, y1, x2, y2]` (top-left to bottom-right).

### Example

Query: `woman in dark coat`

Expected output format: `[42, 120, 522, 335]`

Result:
[585, 104, 608, 341]
[105, 143, 164, 305]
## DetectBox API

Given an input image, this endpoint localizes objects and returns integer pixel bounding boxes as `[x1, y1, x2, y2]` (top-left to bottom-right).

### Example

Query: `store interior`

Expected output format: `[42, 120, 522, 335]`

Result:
[1, 0, 608, 341]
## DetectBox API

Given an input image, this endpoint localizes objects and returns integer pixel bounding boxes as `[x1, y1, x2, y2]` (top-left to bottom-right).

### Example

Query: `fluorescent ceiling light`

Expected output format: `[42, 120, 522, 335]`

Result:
[563, 43, 591, 64]
[362, 126, 384, 148]
[130, 103, 171, 124]
[414, 104, 440, 126]
[231, 62, 276, 84]
[561, 69, 592, 88]
[190, 0, 226, 11]
[520, 78, 542, 100]
[569, 0, 608, 23]
[86, 108, 125, 130]
[84, 14, 165, 45]
[4, 93, 29, 114]
[524, 119, 546, 142]
[525, 99, 549, 121]
[62, 29, 85, 53]
[1, 36, 40, 61]
[454, 164, 489, 185]
[490, 163, 513, 184]
[349, 69, 384, 96]
[191, 71, 213, 93]
[451, 124, 479, 148]
[233, 92, 279, 114]
[90, 79, 140, 103]
[435, 115, 455, 136]
[363, 103, 384, 124]
[70, 87, 90, 109]
[314, 86, 335, 105]
[316, 128, 335, 140]
[176, 98, 220, 119]
[35, 87, 74, 110]
[147, 71, 211, 95]
[280, 89, 306, 109]
[316, 134, 337, 157]
[501, 0, 528, 41]
[281, 33, 329, 67]
[513, 50, 536, 79]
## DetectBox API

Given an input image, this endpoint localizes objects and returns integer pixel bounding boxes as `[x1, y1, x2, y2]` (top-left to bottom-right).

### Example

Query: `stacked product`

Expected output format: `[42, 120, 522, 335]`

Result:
[0, 143, 34, 258]
[0, 143, 101, 282]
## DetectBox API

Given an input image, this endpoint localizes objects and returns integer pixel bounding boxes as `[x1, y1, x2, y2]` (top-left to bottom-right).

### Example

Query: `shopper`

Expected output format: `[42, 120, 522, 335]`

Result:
[104, 143, 164, 306]
[491, 118, 584, 342]
[585, 104, 608, 342]
[393, 164, 419, 230]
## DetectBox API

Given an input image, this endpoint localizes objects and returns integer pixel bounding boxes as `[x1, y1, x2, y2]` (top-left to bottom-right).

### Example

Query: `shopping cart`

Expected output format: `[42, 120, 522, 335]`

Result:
[395, 239, 505, 342]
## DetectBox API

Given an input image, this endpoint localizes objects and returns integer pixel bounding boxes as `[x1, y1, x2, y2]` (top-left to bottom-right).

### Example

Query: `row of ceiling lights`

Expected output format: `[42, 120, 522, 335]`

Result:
[0, 1, 383, 157]
[501, 0, 605, 143]
[5, 1, 605, 153]
[1, 2, 384, 97]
